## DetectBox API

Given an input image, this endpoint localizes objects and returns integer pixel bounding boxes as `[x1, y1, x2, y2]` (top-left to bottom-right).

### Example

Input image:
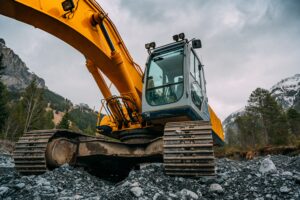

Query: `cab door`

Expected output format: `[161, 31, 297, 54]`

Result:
[189, 48, 209, 119]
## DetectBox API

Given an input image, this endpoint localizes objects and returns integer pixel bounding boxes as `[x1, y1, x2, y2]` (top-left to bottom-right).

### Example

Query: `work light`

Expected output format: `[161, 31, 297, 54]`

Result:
[62, 0, 75, 12]
[173, 34, 179, 42]
[145, 43, 151, 50]
[178, 33, 185, 40]
[149, 42, 156, 49]
[145, 42, 156, 50]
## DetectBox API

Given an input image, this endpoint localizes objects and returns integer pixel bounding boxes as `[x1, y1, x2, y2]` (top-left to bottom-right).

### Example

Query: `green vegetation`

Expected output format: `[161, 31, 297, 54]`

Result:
[287, 108, 300, 137]
[43, 89, 72, 112]
[0, 77, 98, 140]
[0, 43, 98, 140]
[69, 107, 97, 135]
[0, 54, 8, 132]
[58, 112, 70, 129]
[226, 87, 300, 150]
[1, 79, 55, 140]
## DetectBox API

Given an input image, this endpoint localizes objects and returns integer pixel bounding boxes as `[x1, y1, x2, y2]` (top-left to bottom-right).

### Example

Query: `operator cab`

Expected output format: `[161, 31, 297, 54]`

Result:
[142, 34, 210, 125]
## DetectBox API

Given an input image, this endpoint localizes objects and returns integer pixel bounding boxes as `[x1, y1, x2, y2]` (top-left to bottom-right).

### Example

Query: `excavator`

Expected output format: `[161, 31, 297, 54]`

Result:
[0, 0, 224, 178]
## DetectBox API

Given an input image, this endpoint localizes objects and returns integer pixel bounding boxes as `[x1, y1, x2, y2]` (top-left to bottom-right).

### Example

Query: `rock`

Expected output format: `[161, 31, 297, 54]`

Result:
[0, 154, 299, 200]
[153, 193, 160, 200]
[280, 186, 291, 193]
[0, 186, 9, 196]
[168, 193, 178, 198]
[282, 171, 292, 176]
[293, 175, 300, 184]
[121, 181, 131, 187]
[36, 177, 50, 186]
[259, 157, 277, 174]
[15, 183, 25, 189]
[0, 154, 14, 168]
[0, 38, 5, 45]
[255, 197, 264, 200]
[266, 194, 272, 199]
[0, 39, 46, 91]
[130, 186, 143, 197]
[179, 189, 198, 199]
[74, 194, 83, 199]
[130, 182, 139, 187]
[209, 183, 224, 193]
[196, 189, 202, 197]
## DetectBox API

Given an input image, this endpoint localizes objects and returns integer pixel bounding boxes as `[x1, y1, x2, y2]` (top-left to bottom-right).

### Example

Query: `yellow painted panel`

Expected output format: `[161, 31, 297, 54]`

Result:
[208, 106, 224, 142]
[0, 0, 143, 104]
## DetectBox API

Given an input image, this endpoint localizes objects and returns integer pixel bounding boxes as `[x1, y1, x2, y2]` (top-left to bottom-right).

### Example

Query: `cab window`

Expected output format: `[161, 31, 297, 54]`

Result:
[146, 47, 184, 106]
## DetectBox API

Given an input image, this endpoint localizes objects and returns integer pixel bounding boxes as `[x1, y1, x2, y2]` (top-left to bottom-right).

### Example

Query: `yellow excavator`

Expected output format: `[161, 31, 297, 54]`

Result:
[0, 0, 224, 178]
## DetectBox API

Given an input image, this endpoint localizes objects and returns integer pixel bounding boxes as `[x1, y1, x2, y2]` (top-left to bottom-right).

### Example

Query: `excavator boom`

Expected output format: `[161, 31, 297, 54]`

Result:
[0, 0, 225, 178]
[0, 0, 143, 111]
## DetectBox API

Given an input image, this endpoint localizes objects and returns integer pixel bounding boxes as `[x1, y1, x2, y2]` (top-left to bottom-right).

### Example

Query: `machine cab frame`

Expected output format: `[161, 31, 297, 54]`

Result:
[142, 40, 210, 124]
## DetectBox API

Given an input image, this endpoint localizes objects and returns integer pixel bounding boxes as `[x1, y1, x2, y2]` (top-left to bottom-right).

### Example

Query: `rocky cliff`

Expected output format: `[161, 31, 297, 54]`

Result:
[0, 38, 97, 132]
[271, 74, 300, 111]
[0, 38, 46, 91]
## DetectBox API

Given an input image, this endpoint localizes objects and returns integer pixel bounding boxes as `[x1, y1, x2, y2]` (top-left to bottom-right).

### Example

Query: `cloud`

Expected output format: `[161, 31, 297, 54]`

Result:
[0, 0, 299, 120]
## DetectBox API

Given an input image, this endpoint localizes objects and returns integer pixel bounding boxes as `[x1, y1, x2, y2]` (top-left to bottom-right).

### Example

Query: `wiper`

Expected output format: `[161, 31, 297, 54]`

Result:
[153, 57, 163, 62]
[146, 81, 184, 91]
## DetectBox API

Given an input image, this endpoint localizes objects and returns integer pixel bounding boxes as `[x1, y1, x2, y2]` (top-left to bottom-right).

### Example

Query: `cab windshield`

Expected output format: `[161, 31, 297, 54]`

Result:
[146, 47, 184, 106]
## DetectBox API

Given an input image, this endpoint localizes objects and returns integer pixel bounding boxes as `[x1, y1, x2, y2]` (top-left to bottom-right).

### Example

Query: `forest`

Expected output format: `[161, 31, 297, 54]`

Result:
[0, 55, 98, 141]
[226, 87, 300, 150]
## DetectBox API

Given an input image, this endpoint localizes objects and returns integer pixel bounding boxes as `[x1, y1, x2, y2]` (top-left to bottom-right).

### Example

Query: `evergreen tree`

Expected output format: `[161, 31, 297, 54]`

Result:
[58, 112, 70, 129]
[44, 110, 55, 129]
[225, 127, 237, 146]
[2, 79, 55, 140]
[246, 88, 270, 144]
[233, 88, 290, 148]
[287, 108, 300, 136]
[0, 53, 8, 133]
[22, 79, 47, 132]
[84, 124, 95, 136]
[235, 111, 264, 149]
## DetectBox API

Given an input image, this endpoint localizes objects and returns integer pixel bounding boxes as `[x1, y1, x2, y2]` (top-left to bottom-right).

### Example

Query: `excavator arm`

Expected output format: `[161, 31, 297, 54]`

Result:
[1, 0, 225, 178]
[0, 0, 143, 128]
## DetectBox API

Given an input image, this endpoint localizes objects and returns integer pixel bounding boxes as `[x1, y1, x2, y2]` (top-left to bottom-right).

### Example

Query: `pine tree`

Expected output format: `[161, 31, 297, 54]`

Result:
[287, 108, 300, 136]
[0, 53, 8, 133]
[84, 124, 95, 136]
[2, 79, 55, 140]
[235, 111, 264, 149]
[246, 88, 270, 144]
[43, 110, 55, 129]
[225, 127, 237, 146]
[22, 79, 47, 132]
[245, 88, 289, 145]
[58, 112, 70, 129]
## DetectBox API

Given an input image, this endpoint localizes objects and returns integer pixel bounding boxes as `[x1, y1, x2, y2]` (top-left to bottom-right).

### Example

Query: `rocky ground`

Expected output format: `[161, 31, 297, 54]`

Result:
[0, 153, 299, 200]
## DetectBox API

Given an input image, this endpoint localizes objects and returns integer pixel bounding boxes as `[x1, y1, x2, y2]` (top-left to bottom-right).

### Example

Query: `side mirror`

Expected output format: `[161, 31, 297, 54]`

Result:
[192, 39, 202, 49]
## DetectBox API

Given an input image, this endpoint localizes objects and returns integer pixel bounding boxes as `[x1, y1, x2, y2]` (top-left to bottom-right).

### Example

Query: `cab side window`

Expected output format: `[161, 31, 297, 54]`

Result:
[190, 50, 205, 110]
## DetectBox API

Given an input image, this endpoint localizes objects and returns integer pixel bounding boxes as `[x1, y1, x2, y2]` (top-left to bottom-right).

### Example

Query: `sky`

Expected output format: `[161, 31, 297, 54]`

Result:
[0, 0, 299, 120]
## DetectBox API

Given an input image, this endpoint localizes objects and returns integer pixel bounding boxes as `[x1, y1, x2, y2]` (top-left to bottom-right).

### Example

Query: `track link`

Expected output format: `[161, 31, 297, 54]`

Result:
[13, 130, 55, 175]
[163, 121, 215, 177]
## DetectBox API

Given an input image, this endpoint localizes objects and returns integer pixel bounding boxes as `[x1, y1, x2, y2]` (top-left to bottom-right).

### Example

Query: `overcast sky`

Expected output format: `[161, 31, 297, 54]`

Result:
[0, 0, 299, 120]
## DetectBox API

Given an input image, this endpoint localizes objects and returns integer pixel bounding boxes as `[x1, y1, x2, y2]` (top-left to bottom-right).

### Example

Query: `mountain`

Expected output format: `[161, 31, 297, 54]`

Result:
[0, 38, 98, 134]
[0, 38, 46, 91]
[223, 74, 300, 135]
[270, 74, 300, 111]
[222, 107, 244, 132]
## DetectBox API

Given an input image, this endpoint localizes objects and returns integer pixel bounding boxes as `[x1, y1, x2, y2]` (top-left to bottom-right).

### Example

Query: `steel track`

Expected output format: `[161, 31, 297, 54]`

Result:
[13, 130, 56, 175]
[163, 121, 215, 177]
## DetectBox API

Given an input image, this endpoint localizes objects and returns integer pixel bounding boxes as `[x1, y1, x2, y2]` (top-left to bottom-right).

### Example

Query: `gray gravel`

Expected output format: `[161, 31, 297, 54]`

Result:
[0, 154, 299, 200]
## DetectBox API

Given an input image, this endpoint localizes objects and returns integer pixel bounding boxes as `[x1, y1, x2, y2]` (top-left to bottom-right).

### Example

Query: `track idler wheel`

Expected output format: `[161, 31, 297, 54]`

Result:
[45, 138, 77, 168]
